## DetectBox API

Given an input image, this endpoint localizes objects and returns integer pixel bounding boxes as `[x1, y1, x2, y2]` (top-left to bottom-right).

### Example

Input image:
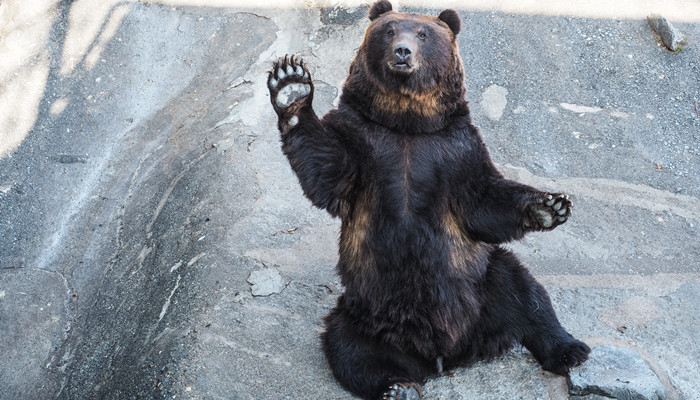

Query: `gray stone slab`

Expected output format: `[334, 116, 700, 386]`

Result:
[248, 266, 286, 296]
[422, 349, 553, 400]
[647, 14, 688, 51]
[569, 345, 666, 400]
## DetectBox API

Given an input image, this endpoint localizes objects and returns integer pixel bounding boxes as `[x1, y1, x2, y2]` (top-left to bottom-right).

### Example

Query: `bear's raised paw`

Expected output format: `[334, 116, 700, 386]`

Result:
[525, 193, 572, 231]
[268, 55, 312, 125]
[382, 383, 421, 400]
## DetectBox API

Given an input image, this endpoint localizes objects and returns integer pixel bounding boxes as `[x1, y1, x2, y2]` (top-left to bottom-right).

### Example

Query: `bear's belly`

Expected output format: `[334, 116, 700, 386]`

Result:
[339, 212, 489, 285]
[340, 227, 487, 358]
[348, 272, 481, 359]
[338, 198, 490, 358]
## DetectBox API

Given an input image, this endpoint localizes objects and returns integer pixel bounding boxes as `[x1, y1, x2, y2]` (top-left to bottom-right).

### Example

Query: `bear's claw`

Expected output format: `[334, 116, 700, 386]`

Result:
[525, 193, 572, 231]
[541, 339, 591, 376]
[268, 55, 312, 111]
[382, 383, 421, 400]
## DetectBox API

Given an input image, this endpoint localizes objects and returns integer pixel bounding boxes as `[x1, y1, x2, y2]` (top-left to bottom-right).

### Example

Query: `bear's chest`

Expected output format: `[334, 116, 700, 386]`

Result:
[360, 131, 473, 217]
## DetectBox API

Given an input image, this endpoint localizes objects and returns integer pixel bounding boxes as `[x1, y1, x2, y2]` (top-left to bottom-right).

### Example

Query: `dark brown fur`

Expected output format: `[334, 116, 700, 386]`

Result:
[267, 2, 589, 399]
[342, 11, 467, 133]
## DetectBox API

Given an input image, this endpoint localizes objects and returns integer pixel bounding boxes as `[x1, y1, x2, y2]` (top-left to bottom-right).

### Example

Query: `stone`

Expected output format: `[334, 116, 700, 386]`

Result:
[481, 84, 508, 121]
[568, 345, 666, 400]
[247, 267, 286, 296]
[647, 14, 687, 52]
[560, 103, 602, 114]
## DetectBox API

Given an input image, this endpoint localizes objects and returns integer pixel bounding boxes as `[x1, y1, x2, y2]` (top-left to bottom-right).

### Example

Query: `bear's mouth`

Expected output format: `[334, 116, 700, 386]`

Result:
[389, 61, 415, 74]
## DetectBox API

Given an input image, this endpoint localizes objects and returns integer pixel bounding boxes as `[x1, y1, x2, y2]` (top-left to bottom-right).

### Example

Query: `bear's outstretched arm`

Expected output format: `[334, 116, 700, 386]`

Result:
[464, 170, 572, 244]
[268, 56, 356, 218]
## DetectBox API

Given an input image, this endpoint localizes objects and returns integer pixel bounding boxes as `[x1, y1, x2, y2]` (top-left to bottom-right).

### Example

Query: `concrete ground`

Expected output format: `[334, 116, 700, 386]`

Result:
[0, 1, 698, 399]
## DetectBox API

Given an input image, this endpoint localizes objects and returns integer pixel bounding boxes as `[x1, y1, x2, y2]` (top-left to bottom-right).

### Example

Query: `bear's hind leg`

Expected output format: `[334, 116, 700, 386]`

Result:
[520, 313, 591, 375]
[321, 304, 428, 400]
[478, 247, 590, 375]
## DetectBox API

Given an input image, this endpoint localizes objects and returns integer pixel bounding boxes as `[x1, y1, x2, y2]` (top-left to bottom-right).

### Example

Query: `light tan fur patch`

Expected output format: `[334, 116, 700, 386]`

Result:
[373, 90, 445, 117]
[339, 194, 374, 272]
[443, 211, 488, 273]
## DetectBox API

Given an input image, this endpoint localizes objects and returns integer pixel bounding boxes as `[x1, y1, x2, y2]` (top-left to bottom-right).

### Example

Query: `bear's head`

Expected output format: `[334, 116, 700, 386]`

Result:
[341, 0, 468, 133]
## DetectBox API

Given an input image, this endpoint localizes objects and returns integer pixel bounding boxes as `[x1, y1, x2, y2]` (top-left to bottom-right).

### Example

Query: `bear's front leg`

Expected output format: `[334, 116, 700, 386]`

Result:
[267, 56, 355, 218]
[466, 184, 574, 243]
[268, 55, 313, 132]
[523, 193, 572, 231]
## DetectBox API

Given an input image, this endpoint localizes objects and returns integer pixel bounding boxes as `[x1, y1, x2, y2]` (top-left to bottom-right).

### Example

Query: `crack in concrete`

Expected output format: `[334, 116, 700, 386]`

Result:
[158, 275, 181, 323]
[500, 163, 700, 219]
[145, 148, 212, 236]
[201, 332, 292, 367]
[539, 272, 700, 297]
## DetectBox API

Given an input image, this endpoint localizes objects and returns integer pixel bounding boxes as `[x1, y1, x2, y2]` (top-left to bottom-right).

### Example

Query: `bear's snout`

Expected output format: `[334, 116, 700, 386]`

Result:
[394, 44, 412, 63]
[389, 36, 418, 73]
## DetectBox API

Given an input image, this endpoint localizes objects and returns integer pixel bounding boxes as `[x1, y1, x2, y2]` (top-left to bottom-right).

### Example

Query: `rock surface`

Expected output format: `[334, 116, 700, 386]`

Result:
[0, 1, 698, 399]
[481, 84, 509, 121]
[569, 345, 666, 400]
[248, 266, 286, 296]
[647, 14, 688, 51]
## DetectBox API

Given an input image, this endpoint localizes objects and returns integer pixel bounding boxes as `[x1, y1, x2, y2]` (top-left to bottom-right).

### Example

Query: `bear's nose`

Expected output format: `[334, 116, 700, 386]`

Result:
[394, 44, 412, 62]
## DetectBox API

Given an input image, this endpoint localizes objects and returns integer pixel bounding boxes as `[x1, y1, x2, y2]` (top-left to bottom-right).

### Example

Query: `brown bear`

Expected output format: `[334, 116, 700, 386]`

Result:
[267, 1, 590, 399]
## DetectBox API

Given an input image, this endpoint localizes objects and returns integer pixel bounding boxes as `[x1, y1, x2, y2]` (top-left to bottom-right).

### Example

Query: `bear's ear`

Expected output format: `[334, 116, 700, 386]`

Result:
[369, 0, 393, 21]
[438, 9, 461, 35]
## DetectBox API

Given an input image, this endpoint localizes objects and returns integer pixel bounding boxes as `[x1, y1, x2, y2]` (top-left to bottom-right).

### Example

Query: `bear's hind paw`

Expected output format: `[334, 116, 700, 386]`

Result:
[541, 339, 591, 376]
[382, 383, 421, 400]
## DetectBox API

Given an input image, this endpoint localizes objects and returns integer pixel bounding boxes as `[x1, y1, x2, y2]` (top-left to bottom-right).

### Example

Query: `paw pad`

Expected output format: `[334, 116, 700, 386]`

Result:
[526, 193, 572, 230]
[276, 83, 311, 108]
[383, 383, 421, 400]
[545, 194, 570, 222]
[268, 55, 312, 111]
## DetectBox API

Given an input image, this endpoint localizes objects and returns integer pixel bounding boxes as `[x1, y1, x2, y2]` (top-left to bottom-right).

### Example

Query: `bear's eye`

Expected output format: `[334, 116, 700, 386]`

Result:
[418, 31, 427, 40]
[387, 29, 395, 36]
